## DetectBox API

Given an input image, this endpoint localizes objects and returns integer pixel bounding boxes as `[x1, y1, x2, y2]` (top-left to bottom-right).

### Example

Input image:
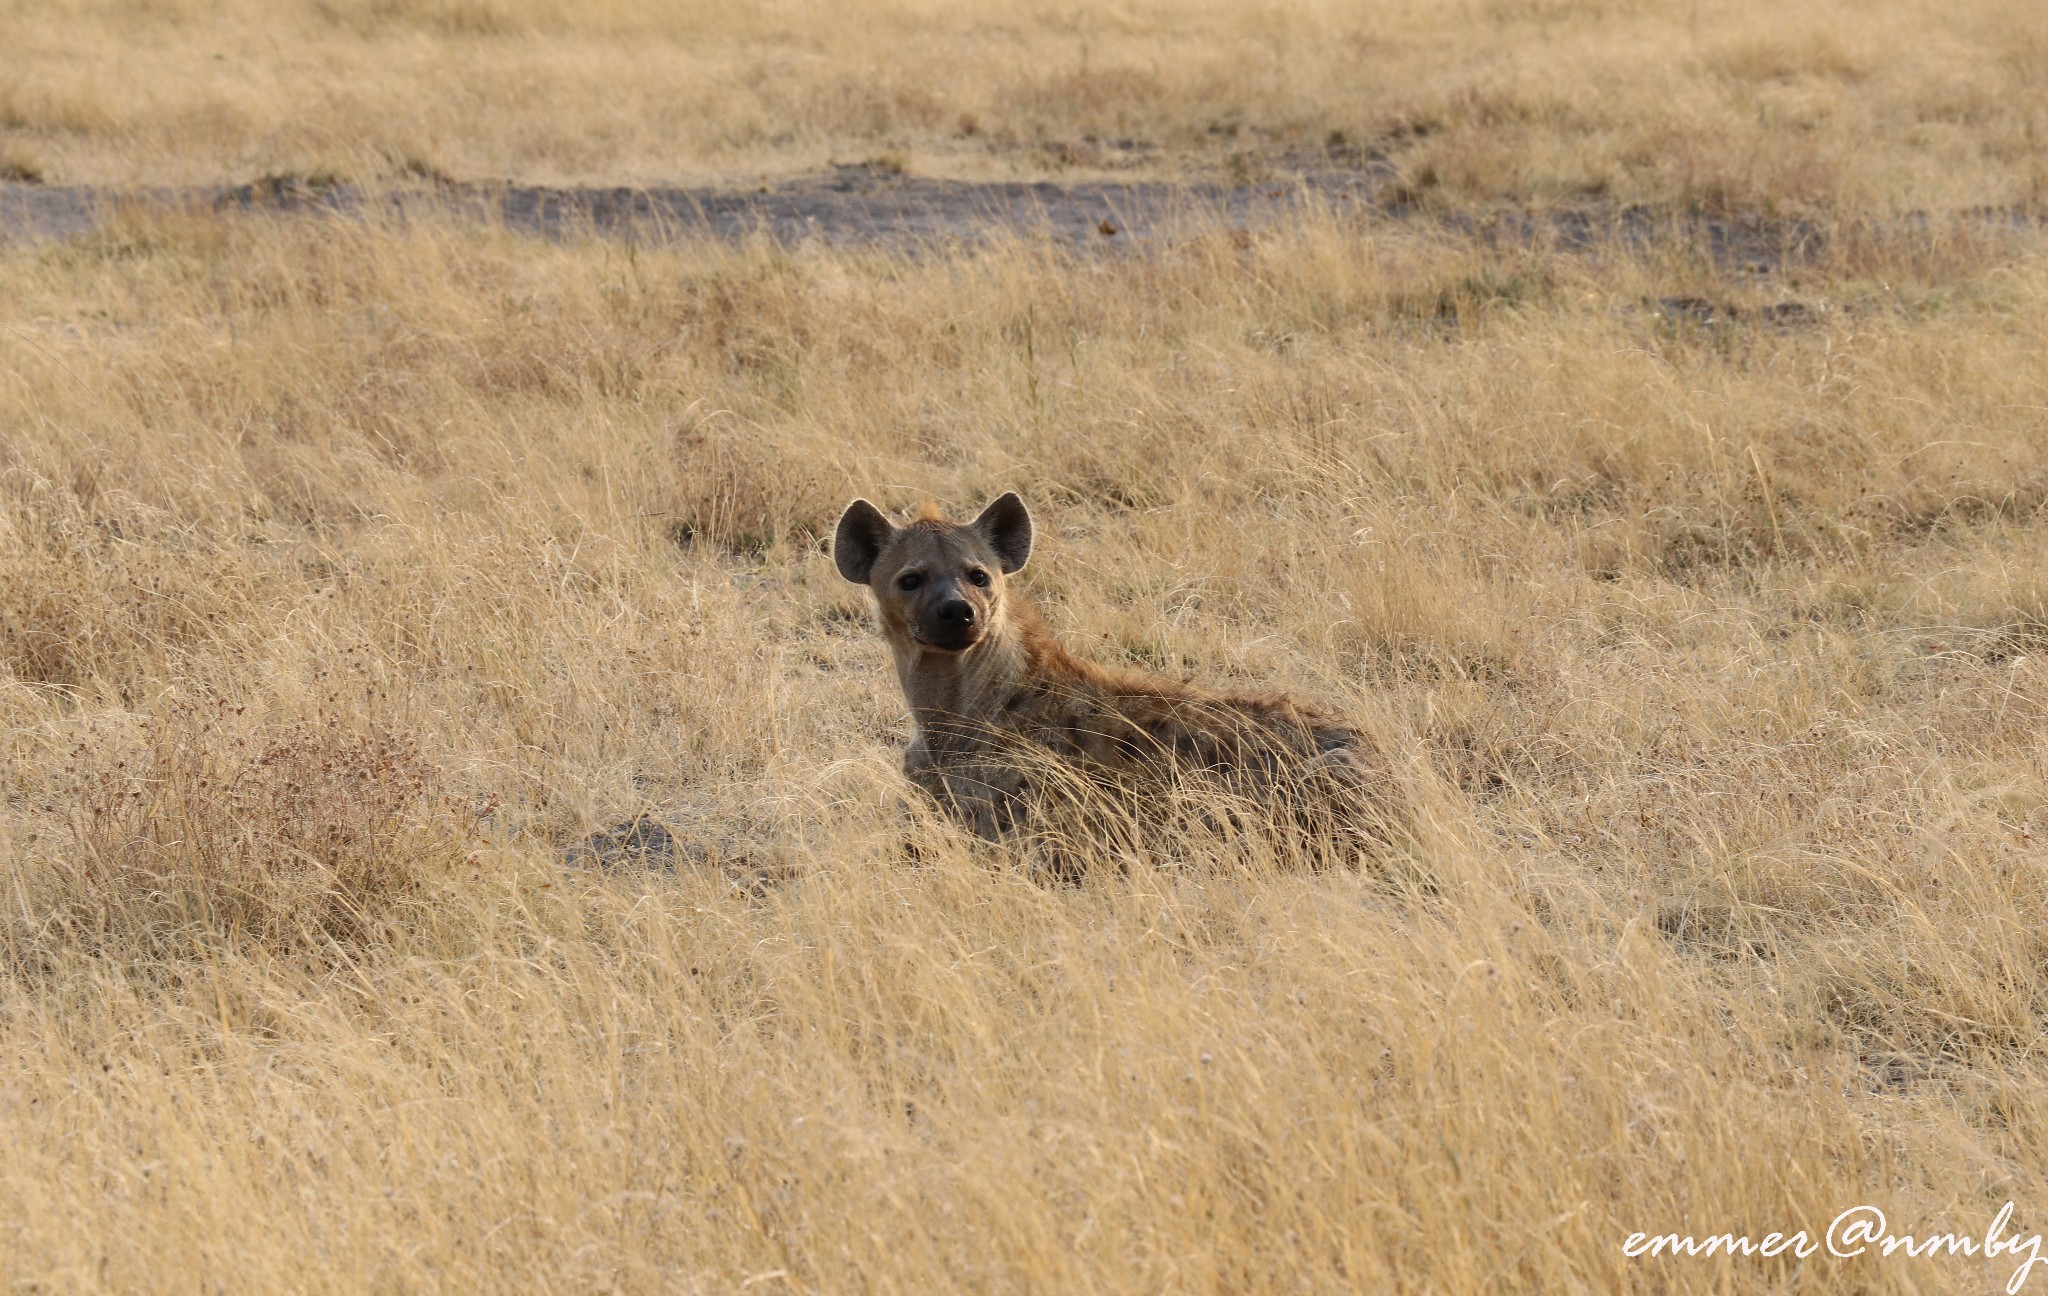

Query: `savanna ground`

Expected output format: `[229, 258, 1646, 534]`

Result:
[4, 1, 2048, 1293]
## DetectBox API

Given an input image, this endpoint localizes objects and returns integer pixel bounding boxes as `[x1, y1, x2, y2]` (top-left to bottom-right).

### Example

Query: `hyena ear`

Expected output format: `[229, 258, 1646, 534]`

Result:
[972, 491, 1033, 574]
[833, 499, 896, 584]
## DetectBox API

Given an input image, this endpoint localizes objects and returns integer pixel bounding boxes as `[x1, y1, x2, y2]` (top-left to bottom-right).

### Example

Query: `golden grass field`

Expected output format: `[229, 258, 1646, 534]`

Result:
[4, 1, 2048, 1293]
[1, 0, 2045, 210]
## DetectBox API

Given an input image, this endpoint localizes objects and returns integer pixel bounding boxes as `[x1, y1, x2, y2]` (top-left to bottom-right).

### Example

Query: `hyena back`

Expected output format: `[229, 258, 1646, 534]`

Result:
[833, 492, 1392, 867]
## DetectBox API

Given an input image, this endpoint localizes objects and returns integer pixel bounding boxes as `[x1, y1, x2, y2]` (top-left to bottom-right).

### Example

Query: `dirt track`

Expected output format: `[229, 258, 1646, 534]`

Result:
[4, 168, 1374, 249]
[1, 168, 2037, 270]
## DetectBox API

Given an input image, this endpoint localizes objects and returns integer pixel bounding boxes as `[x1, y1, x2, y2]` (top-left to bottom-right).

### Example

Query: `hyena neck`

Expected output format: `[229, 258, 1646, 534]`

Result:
[893, 597, 1050, 736]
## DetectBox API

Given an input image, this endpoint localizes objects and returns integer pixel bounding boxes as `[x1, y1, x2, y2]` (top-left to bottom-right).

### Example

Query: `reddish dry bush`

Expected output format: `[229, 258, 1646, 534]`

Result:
[0, 497, 256, 695]
[46, 699, 468, 957]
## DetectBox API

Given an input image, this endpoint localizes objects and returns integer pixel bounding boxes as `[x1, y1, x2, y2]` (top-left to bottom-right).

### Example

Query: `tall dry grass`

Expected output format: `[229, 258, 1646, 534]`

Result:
[1, 195, 2046, 1292]
[0, 0, 2043, 213]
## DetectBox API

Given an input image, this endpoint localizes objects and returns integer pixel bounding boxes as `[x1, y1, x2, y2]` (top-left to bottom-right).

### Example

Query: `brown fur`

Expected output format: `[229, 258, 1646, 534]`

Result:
[835, 494, 1389, 866]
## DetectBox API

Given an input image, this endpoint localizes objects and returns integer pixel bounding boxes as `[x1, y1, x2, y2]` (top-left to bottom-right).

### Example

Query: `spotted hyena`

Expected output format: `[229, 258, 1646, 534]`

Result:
[833, 492, 1391, 868]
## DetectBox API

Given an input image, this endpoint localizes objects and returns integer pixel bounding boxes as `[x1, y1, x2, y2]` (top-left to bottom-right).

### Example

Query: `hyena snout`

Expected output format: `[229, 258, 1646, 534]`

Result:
[934, 597, 975, 627]
[918, 590, 983, 650]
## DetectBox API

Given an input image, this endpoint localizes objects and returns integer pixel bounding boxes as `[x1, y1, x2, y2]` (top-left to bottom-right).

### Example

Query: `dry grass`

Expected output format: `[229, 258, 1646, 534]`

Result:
[5, 19, 2048, 1274]
[1, 197, 2045, 1291]
[0, 0, 2043, 213]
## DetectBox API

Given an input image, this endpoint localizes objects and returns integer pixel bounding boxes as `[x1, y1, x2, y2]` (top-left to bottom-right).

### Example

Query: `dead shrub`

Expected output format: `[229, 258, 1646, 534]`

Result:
[664, 415, 849, 557]
[0, 501, 256, 694]
[36, 699, 467, 960]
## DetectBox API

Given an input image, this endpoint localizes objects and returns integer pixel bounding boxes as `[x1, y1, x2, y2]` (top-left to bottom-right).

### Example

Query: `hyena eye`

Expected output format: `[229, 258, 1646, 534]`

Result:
[897, 572, 924, 591]
[966, 569, 991, 588]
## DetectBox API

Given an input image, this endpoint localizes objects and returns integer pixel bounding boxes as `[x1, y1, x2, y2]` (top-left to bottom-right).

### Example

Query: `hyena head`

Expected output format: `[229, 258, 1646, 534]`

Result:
[833, 492, 1033, 654]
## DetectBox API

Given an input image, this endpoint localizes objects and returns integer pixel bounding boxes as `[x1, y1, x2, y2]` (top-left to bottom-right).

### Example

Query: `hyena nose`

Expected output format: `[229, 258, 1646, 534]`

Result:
[936, 598, 975, 626]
